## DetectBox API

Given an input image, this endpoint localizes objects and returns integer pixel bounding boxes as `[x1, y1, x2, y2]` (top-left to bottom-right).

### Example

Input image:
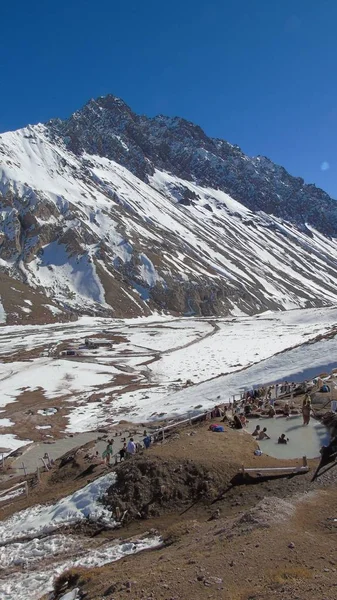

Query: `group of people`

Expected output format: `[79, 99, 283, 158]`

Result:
[251, 424, 289, 444]
[228, 385, 316, 446]
[99, 381, 316, 466]
[102, 431, 152, 465]
[241, 382, 297, 403]
[240, 394, 294, 418]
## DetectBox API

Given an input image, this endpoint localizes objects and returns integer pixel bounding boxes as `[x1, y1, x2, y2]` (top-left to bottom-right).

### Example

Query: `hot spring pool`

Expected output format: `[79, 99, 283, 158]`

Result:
[246, 415, 330, 459]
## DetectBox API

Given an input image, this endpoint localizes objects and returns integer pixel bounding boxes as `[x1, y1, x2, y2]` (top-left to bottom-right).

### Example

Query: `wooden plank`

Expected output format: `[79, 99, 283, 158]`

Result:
[242, 466, 309, 473]
[0, 481, 27, 497]
[40, 457, 50, 471]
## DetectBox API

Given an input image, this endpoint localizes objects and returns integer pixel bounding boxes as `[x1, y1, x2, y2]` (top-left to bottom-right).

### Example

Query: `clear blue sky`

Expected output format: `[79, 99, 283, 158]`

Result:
[1, 0, 337, 196]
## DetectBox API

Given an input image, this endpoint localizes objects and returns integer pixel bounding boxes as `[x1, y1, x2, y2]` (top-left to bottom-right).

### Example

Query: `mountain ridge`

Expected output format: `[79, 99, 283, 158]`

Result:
[49, 94, 337, 236]
[1, 94, 337, 321]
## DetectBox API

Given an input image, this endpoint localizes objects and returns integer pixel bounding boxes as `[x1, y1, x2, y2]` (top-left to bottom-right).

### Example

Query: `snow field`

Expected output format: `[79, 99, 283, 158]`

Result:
[160, 333, 337, 418]
[0, 307, 336, 439]
[0, 358, 118, 407]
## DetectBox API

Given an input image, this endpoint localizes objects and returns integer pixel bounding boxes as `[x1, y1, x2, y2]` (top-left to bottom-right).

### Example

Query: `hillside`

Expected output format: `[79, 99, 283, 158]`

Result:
[1, 96, 337, 318]
[1, 418, 337, 600]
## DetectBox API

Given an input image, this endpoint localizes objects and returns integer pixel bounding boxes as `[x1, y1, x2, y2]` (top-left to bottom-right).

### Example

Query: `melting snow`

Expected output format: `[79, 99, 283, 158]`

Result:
[0, 308, 336, 428]
[0, 358, 117, 407]
[0, 418, 14, 427]
[0, 433, 31, 458]
[0, 472, 116, 544]
[0, 536, 161, 600]
[43, 303, 63, 315]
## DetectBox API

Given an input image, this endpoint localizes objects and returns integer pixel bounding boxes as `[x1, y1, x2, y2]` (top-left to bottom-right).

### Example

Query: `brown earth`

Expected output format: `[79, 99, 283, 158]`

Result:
[104, 422, 308, 523]
[54, 486, 337, 600]
[0, 272, 74, 325]
[0, 368, 145, 444]
[29, 420, 336, 600]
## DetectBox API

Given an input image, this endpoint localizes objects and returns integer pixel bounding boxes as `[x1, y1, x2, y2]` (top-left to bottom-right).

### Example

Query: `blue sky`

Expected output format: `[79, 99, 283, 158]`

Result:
[1, 0, 337, 196]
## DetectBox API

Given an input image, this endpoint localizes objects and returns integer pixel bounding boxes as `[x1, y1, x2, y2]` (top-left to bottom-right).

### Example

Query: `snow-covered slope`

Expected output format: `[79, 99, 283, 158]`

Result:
[1, 99, 337, 317]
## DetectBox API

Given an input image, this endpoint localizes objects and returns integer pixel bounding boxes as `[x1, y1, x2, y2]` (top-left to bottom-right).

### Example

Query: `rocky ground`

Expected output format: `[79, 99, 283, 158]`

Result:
[66, 485, 337, 600]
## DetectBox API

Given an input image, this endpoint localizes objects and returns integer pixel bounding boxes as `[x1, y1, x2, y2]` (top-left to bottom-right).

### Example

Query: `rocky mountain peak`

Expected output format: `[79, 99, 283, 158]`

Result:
[2, 94, 337, 321]
[47, 95, 337, 237]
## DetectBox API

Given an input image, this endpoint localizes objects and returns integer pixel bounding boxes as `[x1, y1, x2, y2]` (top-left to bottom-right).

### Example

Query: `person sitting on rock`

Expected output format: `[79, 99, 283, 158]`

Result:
[244, 403, 252, 416]
[258, 427, 270, 440]
[232, 414, 243, 429]
[222, 406, 229, 422]
[278, 433, 289, 444]
[252, 425, 261, 437]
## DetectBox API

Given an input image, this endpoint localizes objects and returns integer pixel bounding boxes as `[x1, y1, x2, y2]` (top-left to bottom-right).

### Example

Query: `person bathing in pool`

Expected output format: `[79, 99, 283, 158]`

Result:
[252, 425, 261, 437]
[257, 427, 270, 440]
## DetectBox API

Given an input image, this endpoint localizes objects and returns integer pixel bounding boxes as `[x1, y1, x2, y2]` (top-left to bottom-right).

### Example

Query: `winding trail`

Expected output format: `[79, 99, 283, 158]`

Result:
[137, 320, 219, 367]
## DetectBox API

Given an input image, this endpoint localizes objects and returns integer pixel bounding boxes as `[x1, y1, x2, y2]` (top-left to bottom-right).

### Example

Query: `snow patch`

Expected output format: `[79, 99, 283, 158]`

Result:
[21, 306, 31, 314]
[43, 304, 63, 315]
[0, 472, 116, 544]
[0, 298, 6, 323]
[0, 433, 31, 458]
[26, 242, 106, 308]
[0, 536, 161, 600]
[0, 418, 14, 427]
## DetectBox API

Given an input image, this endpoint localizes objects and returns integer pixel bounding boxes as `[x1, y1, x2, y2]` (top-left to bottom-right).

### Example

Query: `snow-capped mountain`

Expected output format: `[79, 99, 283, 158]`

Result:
[1, 94, 337, 320]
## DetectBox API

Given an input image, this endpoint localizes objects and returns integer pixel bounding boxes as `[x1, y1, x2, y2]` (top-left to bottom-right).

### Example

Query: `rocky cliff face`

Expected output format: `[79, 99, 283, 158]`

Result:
[50, 95, 337, 236]
[1, 95, 337, 320]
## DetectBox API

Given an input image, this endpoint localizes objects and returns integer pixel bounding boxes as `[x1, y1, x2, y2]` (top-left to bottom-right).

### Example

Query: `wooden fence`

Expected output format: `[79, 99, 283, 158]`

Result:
[0, 481, 28, 504]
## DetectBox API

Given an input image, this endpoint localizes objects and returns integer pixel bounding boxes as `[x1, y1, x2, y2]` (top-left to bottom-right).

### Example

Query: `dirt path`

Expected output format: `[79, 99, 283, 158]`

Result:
[9, 426, 152, 476]
[137, 319, 219, 367]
